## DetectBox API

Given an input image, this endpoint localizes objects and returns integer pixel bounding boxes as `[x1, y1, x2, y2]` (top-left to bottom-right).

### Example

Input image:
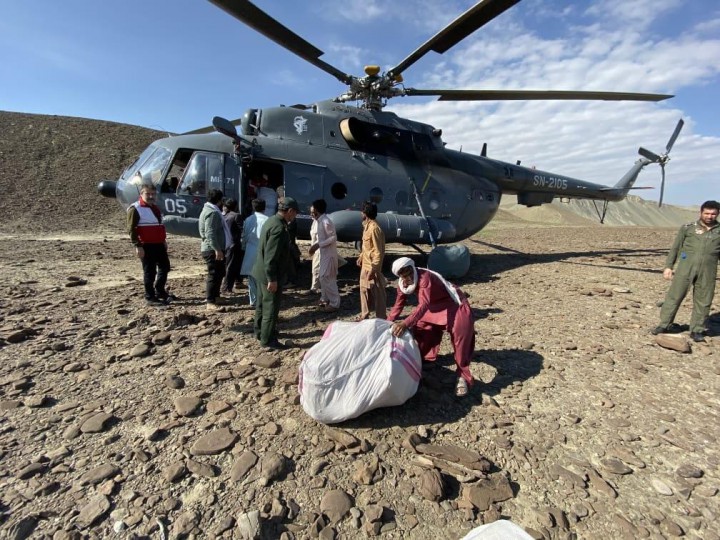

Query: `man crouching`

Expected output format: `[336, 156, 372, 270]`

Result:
[388, 257, 476, 397]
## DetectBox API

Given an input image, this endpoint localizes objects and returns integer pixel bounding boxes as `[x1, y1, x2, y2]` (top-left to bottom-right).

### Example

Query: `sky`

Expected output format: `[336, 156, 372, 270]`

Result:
[2, 0, 719, 207]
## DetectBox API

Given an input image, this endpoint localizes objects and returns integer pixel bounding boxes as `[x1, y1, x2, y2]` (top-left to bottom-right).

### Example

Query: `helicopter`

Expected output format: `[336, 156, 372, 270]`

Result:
[98, 0, 683, 252]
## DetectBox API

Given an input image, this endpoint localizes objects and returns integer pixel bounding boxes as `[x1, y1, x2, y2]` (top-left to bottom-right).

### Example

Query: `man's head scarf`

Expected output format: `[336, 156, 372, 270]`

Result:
[391, 256, 463, 305]
[391, 257, 417, 294]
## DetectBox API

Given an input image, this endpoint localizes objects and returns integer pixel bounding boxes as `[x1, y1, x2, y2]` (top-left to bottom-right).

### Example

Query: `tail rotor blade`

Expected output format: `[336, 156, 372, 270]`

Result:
[665, 119, 684, 154]
[658, 165, 666, 207]
[638, 147, 661, 162]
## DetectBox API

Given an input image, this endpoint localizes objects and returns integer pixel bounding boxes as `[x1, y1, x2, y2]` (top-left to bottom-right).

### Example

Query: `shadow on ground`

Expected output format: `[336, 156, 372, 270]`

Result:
[340, 350, 543, 429]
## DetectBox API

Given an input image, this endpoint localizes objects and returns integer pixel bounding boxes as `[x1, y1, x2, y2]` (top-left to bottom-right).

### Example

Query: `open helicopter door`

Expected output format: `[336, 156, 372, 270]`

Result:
[281, 161, 326, 236]
[223, 154, 241, 210]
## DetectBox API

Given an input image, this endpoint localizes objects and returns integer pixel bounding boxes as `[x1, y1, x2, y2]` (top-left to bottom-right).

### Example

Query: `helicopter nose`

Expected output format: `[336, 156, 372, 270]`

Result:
[97, 178, 139, 210]
[97, 180, 117, 199]
[115, 178, 139, 208]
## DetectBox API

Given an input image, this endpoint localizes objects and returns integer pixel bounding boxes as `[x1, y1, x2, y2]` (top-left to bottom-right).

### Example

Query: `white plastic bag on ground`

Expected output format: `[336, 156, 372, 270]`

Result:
[299, 319, 422, 424]
[460, 520, 533, 540]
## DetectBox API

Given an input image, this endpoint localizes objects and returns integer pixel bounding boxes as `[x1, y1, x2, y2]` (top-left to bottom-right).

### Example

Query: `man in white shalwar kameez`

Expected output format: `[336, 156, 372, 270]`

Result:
[308, 199, 340, 311]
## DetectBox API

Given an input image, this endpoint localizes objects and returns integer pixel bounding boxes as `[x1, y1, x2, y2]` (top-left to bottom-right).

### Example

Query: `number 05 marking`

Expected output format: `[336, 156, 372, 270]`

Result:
[164, 198, 188, 214]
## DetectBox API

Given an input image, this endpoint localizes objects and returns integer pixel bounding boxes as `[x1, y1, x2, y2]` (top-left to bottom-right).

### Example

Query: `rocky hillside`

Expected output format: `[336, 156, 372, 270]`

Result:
[499, 195, 697, 227]
[0, 111, 165, 235]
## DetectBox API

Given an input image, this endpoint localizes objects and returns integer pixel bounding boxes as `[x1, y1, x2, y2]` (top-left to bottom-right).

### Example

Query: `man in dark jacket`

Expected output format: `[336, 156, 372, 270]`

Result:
[222, 198, 244, 293]
[652, 200, 720, 342]
[252, 197, 299, 349]
[199, 189, 231, 311]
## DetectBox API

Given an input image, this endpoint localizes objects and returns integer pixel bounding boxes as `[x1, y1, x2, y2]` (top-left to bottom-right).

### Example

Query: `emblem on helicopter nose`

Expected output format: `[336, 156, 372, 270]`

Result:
[293, 116, 308, 135]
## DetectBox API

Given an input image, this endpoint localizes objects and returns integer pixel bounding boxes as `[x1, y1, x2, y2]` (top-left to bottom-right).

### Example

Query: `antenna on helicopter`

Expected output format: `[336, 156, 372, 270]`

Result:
[637, 119, 684, 207]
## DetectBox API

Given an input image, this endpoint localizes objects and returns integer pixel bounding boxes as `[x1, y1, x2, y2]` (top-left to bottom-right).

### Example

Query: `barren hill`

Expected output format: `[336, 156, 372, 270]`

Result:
[499, 195, 697, 227]
[0, 111, 164, 234]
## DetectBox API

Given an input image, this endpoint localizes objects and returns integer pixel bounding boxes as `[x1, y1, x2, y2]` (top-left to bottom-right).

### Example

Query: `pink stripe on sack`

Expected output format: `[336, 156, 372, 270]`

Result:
[390, 341, 421, 382]
[322, 323, 335, 340]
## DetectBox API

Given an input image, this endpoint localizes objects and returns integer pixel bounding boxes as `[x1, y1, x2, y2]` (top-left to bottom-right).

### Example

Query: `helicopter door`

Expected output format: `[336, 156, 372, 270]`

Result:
[176, 151, 224, 218]
[283, 162, 325, 237]
[223, 155, 241, 209]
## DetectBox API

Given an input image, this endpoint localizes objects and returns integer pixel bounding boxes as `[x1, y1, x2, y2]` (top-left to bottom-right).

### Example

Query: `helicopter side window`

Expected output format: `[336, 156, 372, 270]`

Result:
[164, 149, 193, 193]
[178, 152, 223, 197]
[331, 182, 348, 200]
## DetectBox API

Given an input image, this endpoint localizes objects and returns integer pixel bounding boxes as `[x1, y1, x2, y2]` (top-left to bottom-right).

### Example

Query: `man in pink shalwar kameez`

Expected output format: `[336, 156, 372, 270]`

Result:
[388, 257, 475, 396]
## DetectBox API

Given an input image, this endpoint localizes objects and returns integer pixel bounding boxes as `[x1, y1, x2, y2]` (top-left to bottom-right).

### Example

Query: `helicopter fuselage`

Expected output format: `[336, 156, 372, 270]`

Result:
[99, 100, 650, 244]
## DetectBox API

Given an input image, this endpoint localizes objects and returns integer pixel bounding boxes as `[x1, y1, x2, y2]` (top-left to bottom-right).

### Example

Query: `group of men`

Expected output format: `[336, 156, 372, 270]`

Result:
[129, 184, 720, 397]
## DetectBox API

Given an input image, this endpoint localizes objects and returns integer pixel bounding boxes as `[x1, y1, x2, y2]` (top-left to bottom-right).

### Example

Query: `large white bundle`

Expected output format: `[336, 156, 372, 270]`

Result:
[299, 319, 422, 424]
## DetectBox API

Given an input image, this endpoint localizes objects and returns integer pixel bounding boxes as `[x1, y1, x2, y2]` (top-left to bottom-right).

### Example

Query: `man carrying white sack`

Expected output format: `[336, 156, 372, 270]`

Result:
[388, 257, 476, 397]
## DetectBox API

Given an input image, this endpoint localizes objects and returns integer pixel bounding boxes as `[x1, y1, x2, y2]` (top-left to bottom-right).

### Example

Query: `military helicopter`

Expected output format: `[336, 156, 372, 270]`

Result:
[98, 0, 683, 251]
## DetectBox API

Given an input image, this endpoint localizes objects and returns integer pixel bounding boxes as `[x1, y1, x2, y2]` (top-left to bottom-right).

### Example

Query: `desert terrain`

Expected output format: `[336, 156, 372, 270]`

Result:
[0, 112, 718, 539]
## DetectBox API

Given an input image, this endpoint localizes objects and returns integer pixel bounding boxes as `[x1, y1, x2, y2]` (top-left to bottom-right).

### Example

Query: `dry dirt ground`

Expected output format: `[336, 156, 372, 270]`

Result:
[1, 223, 718, 540]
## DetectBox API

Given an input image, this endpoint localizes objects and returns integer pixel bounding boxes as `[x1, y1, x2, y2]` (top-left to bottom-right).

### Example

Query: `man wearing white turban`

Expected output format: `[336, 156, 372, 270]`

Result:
[388, 257, 475, 397]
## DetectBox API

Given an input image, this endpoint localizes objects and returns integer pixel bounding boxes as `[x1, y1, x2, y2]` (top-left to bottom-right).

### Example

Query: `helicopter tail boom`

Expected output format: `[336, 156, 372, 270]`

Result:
[598, 159, 651, 201]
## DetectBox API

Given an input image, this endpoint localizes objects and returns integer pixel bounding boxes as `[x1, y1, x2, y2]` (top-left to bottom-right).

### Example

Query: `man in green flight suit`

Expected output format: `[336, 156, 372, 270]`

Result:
[652, 200, 720, 342]
[252, 197, 300, 350]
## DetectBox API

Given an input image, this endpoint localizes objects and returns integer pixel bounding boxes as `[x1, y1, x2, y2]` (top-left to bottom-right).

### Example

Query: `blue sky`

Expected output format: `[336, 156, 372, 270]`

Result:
[2, 0, 719, 207]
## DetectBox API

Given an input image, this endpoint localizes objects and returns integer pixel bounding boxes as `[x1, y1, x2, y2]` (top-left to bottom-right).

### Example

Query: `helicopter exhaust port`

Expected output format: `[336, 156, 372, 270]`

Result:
[97, 180, 117, 199]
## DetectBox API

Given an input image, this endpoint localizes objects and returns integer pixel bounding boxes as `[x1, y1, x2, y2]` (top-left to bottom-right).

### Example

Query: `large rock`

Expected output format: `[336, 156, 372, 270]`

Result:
[190, 427, 237, 456]
[416, 469, 445, 502]
[320, 489, 353, 523]
[76, 495, 111, 528]
[462, 474, 514, 511]
[655, 334, 691, 353]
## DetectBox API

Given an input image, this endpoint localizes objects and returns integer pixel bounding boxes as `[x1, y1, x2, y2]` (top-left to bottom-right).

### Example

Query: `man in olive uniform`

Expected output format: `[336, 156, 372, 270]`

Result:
[652, 200, 720, 342]
[252, 197, 299, 350]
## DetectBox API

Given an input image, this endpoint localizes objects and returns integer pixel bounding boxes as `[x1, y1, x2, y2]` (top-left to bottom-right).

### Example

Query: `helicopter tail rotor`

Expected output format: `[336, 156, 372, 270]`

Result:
[637, 118, 684, 207]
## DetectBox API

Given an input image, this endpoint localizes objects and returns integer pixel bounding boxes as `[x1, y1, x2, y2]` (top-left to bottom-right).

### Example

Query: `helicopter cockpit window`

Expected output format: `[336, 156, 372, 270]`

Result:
[331, 182, 347, 200]
[178, 153, 223, 197]
[122, 146, 172, 188]
[369, 187, 383, 204]
[163, 149, 194, 193]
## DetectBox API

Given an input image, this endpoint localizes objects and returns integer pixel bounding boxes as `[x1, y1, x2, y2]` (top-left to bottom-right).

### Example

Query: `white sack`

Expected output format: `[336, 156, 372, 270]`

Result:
[460, 520, 533, 540]
[299, 319, 422, 424]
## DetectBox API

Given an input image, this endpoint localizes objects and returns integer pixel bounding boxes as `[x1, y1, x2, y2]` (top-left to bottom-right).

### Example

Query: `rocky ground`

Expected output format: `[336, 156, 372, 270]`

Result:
[1, 223, 718, 539]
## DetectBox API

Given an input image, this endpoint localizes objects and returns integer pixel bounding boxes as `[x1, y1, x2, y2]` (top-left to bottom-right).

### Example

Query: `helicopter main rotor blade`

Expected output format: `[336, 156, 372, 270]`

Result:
[405, 89, 673, 102]
[388, 0, 520, 79]
[208, 0, 352, 85]
[182, 117, 244, 136]
[665, 118, 684, 153]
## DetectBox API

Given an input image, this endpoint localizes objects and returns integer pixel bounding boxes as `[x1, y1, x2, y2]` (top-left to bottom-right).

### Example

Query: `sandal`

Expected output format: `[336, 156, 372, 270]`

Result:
[455, 378, 469, 397]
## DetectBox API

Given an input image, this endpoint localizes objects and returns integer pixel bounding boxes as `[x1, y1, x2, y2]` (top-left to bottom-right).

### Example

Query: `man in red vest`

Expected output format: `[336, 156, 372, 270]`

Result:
[127, 183, 173, 305]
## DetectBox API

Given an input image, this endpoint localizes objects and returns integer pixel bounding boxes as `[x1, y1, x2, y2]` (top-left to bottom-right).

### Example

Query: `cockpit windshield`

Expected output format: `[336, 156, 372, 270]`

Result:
[120, 144, 172, 188]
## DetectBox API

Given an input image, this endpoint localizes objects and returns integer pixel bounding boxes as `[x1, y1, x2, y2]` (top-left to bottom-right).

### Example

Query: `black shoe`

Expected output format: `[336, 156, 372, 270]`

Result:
[262, 339, 287, 351]
[690, 332, 706, 343]
[651, 326, 668, 335]
[158, 293, 178, 304]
